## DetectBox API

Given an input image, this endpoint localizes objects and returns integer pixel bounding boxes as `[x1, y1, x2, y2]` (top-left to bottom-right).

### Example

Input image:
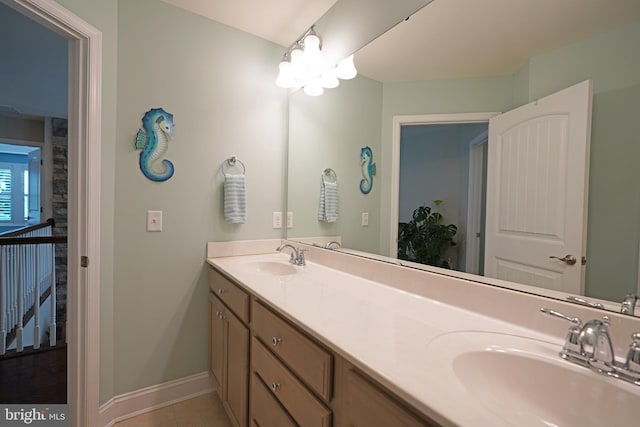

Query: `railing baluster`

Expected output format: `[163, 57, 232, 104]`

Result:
[33, 243, 40, 350]
[9, 246, 16, 340]
[49, 241, 56, 346]
[16, 246, 23, 352]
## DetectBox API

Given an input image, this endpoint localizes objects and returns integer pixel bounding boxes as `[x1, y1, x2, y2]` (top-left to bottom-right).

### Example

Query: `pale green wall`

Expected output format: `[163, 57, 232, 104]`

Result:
[113, 0, 287, 395]
[55, 0, 288, 403]
[288, 76, 382, 253]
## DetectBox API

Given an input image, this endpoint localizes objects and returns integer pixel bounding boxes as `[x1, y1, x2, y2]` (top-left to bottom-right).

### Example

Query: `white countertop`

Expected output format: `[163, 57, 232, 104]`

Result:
[207, 252, 571, 426]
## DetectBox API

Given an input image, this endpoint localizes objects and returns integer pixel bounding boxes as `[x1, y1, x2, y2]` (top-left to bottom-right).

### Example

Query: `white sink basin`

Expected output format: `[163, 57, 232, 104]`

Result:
[425, 331, 639, 426]
[240, 260, 298, 276]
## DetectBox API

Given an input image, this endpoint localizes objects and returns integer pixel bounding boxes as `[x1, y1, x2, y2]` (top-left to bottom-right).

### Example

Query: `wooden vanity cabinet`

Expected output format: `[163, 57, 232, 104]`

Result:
[209, 270, 250, 427]
[208, 265, 442, 427]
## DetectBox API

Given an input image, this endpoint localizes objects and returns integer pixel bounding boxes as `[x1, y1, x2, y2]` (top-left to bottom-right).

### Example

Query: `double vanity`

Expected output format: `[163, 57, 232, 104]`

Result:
[206, 240, 640, 426]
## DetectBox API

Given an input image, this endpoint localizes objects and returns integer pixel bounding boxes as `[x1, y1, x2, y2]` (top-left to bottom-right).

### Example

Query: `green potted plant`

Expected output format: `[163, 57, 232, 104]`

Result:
[397, 200, 457, 268]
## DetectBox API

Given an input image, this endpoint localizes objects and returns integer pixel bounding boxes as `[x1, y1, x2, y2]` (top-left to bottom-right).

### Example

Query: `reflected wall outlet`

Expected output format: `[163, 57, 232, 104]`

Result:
[287, 211, 294, 228]
[273, 212, 283, 229]
[361, 212, 369, 226]
[147, 210, 162, 232]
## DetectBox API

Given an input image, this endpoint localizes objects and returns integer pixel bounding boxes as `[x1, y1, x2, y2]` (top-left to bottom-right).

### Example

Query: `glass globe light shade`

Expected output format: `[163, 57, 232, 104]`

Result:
[303, 78, 324, 96]
[336, 54, 357, 80]
[302, 34, 324, 71]
[275, 60, 296, 88]
[320, 68, 340, 89]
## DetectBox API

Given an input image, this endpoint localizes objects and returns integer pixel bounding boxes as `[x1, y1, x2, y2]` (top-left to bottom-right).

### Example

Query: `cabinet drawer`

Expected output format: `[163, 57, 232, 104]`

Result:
[252, 301, 333, 401]
[250, 372, 296, 427]
[252, 337, 332, 427]
[209, 268, 249, 323]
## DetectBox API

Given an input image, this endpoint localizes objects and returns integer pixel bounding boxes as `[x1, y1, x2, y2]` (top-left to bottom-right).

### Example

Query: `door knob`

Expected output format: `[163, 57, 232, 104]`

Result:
[549, 254, 577, 265]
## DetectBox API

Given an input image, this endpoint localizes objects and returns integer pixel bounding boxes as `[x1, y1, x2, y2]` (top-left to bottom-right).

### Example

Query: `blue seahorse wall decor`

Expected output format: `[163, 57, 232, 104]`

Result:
[135, 107, 175, 182]
[359, 146, 376, 194]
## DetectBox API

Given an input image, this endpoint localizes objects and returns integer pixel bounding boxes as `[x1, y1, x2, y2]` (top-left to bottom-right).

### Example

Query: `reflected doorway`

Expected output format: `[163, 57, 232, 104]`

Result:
[398, 122, 488, 272]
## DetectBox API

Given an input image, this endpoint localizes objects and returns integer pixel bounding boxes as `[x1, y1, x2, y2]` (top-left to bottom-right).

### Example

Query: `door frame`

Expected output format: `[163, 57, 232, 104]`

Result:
[1, 0, 102, 425]
[465, 130, 488, 275]
[390, 113, 498, 258]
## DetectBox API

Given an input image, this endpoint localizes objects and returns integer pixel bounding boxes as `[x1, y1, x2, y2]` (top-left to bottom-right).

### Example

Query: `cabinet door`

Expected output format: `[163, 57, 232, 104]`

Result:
[344, 369, 438, 427]
[224, 308, 250, 427]
[209, 294, 225, 396]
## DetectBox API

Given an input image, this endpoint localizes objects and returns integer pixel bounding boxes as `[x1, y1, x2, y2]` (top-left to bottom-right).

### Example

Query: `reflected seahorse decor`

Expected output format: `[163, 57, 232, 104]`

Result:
[359, 146, 376, 194]
[135, 107, 175, 182]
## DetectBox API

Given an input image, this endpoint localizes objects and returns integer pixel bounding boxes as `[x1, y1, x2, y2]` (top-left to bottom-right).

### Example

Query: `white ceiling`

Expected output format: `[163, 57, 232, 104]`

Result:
[164, 0, 640, 82]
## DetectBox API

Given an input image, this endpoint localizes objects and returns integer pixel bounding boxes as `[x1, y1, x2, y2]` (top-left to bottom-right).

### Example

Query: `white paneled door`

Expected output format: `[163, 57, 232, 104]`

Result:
[484, 80, 593, 294]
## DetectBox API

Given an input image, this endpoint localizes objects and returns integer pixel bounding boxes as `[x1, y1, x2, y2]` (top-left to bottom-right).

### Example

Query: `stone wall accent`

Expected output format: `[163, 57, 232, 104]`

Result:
[51, 118, 67, 328]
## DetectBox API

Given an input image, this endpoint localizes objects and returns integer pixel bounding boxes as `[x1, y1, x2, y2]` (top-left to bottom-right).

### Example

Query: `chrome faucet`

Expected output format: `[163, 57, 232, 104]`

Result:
[578, 317, 615, 372]
[541, 307, 640, 386]
[276, 243, 306, 266]
[324, 241, 341, 249]
[621, 293, 638, 315]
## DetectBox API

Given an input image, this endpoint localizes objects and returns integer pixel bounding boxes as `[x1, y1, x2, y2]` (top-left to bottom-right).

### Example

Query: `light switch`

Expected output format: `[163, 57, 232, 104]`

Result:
[147, 210, 162, 232]
[361, 212, 369, 226]
[287, 211, 294, 228]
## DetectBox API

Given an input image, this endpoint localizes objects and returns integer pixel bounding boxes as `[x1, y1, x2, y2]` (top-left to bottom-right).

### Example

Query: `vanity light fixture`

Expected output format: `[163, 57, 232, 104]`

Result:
[275, 26, 358, 96]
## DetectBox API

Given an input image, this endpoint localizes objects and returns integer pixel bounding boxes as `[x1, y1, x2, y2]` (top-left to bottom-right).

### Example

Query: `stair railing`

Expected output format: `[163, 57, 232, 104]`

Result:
[0, 219, 67, 355]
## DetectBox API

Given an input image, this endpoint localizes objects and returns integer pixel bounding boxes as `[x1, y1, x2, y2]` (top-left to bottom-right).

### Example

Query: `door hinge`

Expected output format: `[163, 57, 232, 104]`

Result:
[81, 256, 89, 268]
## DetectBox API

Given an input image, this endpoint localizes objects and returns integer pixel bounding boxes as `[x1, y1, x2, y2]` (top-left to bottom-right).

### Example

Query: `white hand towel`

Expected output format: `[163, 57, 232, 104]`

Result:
[318, 179, 338, 223]
[224, 174, 246, 223]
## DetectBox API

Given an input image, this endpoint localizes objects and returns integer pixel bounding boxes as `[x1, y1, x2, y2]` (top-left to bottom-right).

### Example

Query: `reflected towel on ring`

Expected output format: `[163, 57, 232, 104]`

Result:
[318, 179, 338, 222]
[224, 174, 246, 223]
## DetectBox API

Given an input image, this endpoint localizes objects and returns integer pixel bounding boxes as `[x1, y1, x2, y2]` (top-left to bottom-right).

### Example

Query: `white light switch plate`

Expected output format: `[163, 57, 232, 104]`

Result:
[147, 210, 162, 232]
[287, 211, 294, 228]
[361, 212, 369, 226]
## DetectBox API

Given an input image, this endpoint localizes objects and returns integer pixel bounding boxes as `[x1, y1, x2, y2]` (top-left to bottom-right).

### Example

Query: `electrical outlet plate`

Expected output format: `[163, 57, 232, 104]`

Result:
[273, 212, 283, 229]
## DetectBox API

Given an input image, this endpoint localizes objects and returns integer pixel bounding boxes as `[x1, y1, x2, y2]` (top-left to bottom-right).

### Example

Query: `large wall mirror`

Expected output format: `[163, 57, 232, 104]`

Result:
[287, 0, 640, 316]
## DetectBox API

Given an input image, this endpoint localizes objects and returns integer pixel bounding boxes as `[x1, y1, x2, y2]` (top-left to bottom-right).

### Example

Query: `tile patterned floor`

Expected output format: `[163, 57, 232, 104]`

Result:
[114, 392, 232, 427]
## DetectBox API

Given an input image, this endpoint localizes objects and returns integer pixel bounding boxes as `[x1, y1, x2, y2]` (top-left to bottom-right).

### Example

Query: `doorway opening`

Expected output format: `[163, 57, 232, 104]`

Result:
[397, 121, 489, 273]
[389, 112, 497, 268]
[0, 0, 103, 423]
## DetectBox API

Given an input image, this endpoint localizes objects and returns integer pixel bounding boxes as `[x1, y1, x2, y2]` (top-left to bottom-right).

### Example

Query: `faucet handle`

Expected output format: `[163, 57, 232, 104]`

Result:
[541, 308, 583, 356]
[297, 249, 307, 266]
[621, 293, 638, 315]
[623, 333, 640, 378]
[540, 308, 582, 325]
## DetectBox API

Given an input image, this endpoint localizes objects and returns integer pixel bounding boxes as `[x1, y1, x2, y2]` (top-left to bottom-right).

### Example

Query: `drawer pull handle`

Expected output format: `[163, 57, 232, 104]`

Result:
[271, 382, 280, 391]
[271, 337, 282, 346]
[217, 288, 225, 295]
[216, 311, 225, 320]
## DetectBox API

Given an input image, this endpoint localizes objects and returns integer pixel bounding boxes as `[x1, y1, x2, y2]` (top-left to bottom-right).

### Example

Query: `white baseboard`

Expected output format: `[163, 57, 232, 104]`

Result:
[99, 371, 215, 427]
